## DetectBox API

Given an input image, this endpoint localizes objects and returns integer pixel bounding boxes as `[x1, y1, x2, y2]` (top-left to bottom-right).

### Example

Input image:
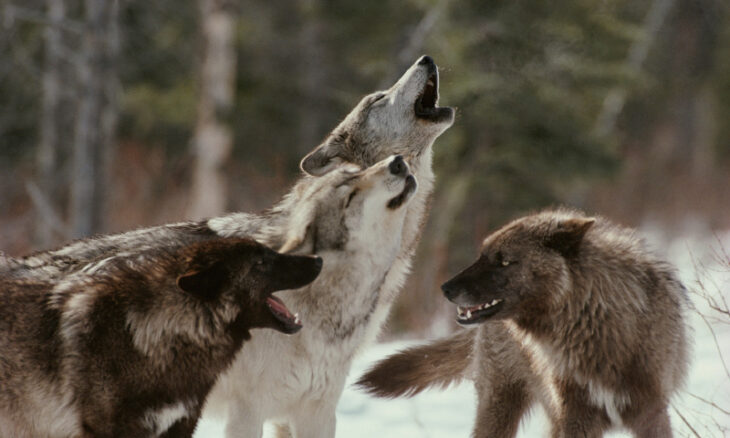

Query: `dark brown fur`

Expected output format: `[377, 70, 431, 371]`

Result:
[358, 209, 690, 438]
[0, 238, 321, 438]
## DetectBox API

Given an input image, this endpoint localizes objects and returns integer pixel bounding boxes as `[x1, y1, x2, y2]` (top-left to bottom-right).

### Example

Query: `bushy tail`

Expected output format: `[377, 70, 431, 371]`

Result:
[355, 329, 475, 398]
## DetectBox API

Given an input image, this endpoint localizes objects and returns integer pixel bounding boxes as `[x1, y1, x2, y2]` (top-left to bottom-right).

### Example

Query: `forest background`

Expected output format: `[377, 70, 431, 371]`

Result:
[1, 0, 729, 334]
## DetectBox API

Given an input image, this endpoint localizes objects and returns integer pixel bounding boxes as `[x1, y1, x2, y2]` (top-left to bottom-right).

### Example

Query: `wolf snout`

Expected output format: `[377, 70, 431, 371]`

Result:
[304, 255, 323, 279]
[441, 280, 458, 301]
[273, 254, 323, 291]
[441, 278, 469, 305]
[389, 155, 407, 176]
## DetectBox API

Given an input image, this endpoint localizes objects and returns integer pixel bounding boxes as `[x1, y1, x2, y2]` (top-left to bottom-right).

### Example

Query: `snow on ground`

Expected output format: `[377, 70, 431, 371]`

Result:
[196, 231, 730, 437]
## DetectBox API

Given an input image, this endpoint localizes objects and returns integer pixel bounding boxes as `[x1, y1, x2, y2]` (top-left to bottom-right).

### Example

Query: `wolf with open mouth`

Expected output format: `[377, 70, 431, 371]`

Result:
[0, 238, 322, 438]
[357, 209, 690, 438]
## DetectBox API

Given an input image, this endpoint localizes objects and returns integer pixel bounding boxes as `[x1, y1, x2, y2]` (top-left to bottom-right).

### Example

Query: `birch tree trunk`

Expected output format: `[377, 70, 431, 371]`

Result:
[69, 0, 119, 238]
[187, 0, 236, 220]
[34, 0, 65, 247]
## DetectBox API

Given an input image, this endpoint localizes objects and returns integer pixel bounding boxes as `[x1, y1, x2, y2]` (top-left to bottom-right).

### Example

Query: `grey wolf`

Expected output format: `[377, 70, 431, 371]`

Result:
[203, 54, 452, 438]
[358, 209, 690, 438]
[297, 55, 454, 352]
[204, 155, 418, 438]
[0, 237, 322, 438]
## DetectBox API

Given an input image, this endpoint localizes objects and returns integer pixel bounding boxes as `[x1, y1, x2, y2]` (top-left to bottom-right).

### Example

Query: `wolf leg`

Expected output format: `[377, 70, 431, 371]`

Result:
[472, 379, 532, 438]
[628, 404, 673, 438]
[272, 422, 292, 438]
[550, 382, 610, 438]
[224, 398, 264, 438]
[289, 400, 336, 438]
[471, 322, 534, 438]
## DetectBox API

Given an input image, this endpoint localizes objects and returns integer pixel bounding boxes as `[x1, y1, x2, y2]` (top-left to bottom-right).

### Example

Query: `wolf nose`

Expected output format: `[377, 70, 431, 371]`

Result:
[389, 155, 407, 176]
[418, 55, 435, 66]
[441, 282, 456, 301]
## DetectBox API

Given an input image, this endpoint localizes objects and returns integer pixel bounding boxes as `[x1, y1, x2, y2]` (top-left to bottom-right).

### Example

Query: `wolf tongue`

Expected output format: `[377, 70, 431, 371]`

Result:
[266, 296, 294, 319]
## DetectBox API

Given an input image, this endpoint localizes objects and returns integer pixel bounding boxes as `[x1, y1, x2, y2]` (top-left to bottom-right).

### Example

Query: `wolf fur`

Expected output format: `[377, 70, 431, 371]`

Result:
[0, 238, 322, 438]
[357, 209, 690, 438]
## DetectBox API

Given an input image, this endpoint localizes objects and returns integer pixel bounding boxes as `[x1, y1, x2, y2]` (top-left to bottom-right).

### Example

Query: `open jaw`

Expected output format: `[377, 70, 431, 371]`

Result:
[413, 70, 453, 123]
[387, 175, 417, 210]
[266, 294, 302, 334]
[456, 299, 504, 325]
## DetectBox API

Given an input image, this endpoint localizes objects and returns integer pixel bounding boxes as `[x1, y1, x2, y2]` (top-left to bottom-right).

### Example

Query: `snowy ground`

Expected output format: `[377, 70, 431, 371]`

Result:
[196, 230, 730, 437]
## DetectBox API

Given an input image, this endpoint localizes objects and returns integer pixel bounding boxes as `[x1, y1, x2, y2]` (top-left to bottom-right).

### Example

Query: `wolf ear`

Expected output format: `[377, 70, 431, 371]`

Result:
[177, 260, 228, 301]
[544, 217, 595, 257]
[300, 137, 346, 176]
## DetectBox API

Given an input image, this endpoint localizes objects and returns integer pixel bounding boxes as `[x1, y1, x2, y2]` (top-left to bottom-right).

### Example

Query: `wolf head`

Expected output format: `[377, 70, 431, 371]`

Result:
[175, 238, 322, 334]
[300, 56, 454, 176]
[441, 210, 595, 325]
[279, 155, 418, 255]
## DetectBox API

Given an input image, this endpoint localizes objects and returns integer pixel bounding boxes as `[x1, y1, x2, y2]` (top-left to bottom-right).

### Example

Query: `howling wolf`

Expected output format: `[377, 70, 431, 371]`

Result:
[203, 55, 453, 438]
[0, 238, 322, 438]
[358, 209, 690, 438]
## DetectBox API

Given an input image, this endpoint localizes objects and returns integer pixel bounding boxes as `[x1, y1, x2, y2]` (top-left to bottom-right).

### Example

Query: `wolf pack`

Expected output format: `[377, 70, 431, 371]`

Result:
[0, 56, 690, 438]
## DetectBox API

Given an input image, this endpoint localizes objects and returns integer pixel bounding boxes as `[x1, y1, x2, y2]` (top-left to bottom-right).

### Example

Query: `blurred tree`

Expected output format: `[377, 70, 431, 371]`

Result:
[594, 0, 726, 224]
[33, 0, 66, 246]
[187, 0, 237, 220]
[69, 0, 119, 238]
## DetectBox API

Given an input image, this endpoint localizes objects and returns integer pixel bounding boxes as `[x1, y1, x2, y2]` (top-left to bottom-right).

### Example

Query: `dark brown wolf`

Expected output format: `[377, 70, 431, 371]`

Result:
[0, 238, 321, 438]
[358, 209, 690, 438]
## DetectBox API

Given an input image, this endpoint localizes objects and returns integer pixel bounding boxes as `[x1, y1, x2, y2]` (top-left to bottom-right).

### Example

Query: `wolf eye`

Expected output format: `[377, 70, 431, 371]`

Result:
[495, 252, 513, 267]
[345, 189, 359, 208]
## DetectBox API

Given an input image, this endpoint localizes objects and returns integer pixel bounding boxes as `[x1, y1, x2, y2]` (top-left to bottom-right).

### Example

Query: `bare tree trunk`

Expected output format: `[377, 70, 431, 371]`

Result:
[69, 0, 119, 238]
[34, 0, 65, 247]
[187, 0, 236, 220]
